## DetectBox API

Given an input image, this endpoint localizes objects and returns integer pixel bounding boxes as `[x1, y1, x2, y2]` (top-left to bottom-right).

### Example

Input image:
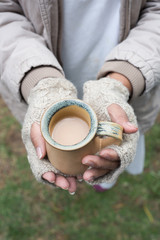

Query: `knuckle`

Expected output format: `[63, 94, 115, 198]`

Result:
[106, 161, 120, 170]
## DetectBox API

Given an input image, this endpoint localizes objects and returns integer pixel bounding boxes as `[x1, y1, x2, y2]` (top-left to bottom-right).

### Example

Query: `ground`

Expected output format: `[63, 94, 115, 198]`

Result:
[0, 96, 160, 240]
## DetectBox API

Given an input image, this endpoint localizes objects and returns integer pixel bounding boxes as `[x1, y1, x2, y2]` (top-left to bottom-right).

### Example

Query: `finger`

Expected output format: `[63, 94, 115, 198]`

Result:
[55, 175, 70, 190]
[82, 154, 120, 170]
[107, 104, 138, 134]
[83, 168, 110, 182]
[83, 149, 119, 163]
[31, 122, 46, 159]
[77, 174, 83, 182]
[67, 177, 77, 194]
[99, 148, 119, 160]
[42, 172, 56, 183]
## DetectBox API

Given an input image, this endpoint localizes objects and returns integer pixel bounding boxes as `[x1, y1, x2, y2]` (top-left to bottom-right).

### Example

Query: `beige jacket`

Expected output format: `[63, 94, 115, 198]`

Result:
[0, 0, 160, 132]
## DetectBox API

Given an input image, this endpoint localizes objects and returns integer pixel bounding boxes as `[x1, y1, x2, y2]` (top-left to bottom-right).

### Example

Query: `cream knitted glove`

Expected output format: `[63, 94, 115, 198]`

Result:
[83, 77, 139, 184]
[22, 78, 77, 185]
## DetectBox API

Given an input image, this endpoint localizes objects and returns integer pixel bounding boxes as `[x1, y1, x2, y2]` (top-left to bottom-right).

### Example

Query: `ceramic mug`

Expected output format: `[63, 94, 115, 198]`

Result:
[41, 99, 123, 175]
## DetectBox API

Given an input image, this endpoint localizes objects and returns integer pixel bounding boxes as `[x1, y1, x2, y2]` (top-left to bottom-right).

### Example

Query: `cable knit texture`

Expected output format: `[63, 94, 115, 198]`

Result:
[22, 78, 77, 186]
[83, 77, 139, 185]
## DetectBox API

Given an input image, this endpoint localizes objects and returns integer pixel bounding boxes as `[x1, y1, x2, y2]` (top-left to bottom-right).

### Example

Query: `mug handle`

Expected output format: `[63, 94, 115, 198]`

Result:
[94, 121, 123, 152]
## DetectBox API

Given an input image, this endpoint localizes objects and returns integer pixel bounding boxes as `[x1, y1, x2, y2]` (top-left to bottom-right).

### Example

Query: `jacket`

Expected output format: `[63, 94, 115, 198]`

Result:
[0, 0, 160, 133]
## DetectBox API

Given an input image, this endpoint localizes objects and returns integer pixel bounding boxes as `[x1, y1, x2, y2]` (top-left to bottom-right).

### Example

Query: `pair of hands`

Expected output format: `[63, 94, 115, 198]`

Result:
[31, 103, 137, 194]
[22, 74, 138, 195]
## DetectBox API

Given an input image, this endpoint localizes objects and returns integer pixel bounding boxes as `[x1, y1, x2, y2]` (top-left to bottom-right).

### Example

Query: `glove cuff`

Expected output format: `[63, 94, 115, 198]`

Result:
[28, 77, 77, 104]
[21, 67, 65, 103]
[83, 77, 130, 102]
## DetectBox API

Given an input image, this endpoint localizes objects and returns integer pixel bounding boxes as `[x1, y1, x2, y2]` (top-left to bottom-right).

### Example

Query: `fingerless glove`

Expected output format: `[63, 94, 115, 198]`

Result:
[22, 78, 77, 185]
[83, 77, 139, 184]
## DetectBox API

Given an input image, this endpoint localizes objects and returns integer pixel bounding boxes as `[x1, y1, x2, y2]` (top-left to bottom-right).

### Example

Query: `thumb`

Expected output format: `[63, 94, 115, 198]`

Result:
[30, 122, 46, 159]
[107, 104, 138, 134]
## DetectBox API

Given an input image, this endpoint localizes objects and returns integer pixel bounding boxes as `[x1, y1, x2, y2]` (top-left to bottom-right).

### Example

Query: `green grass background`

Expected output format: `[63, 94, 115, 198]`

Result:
[0, 97, 160, 240]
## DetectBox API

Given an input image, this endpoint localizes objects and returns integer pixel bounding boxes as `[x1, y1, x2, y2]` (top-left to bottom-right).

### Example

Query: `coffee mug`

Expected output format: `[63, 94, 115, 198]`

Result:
[41, 99, 123, 175]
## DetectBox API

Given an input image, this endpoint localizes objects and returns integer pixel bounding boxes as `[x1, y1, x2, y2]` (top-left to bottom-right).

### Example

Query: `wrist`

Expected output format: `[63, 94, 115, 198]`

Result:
[107, 72, 132, 95]
[28, 77, 77, 105]
[21, 67, 65, 103]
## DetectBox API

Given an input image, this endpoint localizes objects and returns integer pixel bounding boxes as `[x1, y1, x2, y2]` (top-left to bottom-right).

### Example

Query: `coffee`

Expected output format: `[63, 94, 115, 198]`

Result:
[52, 117, 90, 145]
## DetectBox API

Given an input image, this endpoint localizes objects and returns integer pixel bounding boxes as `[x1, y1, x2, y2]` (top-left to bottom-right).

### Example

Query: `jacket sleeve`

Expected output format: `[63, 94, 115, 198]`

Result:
[98, 0, 160, 98]
[0, 0, 64, 123]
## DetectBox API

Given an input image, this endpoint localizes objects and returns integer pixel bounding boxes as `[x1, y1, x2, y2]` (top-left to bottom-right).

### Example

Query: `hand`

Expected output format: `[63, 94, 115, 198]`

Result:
[22, 77, 78, 192]
[83, 77, 139, 184]
[82, 103, 138, 182]
[31, 122, 77, 194]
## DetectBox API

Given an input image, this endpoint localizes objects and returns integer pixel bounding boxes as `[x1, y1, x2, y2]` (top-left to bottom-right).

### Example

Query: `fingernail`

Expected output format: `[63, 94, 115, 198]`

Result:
[63, 186, 69, 190]
[126, 122, 137, 129]
[50, 181, 55, 184]
[86, 177, 94, 182]
[69, 192, 75, 195]
[78, 179, 83, 182]
[77, 175, 83, 182]
[36, 147, 42, 159]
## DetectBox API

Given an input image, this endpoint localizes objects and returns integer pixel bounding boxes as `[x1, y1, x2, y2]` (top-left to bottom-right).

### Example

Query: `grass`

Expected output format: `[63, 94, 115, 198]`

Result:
[0, 97, 160, 240]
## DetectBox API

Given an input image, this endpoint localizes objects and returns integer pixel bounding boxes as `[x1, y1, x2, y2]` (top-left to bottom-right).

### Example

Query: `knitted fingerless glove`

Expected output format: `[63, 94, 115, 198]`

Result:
[83, 77, 139, 185]
[22, 78, 77, 185]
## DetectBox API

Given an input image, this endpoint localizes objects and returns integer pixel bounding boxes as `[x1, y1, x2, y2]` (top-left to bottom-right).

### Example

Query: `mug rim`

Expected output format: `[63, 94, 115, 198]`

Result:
[40, 99, 98, 151]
